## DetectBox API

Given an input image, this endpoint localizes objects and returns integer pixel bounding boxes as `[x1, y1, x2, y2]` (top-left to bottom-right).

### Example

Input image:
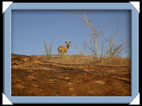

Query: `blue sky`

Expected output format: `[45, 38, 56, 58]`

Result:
[12, 10, 131, 57]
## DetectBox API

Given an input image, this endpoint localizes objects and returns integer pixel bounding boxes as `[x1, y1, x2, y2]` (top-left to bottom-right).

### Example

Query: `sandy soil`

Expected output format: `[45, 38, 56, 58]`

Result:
[11, 54, 131, 96]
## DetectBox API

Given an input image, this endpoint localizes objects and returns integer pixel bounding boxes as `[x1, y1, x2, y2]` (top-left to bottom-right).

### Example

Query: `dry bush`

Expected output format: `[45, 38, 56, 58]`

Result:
[72, 11, 129, 61]
[44, 39, 53, 60]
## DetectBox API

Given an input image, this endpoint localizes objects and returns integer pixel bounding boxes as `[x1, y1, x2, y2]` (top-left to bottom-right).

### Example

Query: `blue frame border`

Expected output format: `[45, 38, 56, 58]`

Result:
[3, 3, 139, 104]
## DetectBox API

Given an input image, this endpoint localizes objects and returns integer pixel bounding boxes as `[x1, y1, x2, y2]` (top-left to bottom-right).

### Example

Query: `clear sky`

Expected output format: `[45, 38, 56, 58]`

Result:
[12, 10, 131, 57]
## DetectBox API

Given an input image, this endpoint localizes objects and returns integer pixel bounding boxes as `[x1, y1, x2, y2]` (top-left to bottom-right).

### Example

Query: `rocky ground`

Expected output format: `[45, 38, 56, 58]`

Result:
[11, 54, 131, 96]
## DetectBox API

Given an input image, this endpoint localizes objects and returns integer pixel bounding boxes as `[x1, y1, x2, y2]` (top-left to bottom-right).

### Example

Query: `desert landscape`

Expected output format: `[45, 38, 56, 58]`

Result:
[11, 54, 131, 96]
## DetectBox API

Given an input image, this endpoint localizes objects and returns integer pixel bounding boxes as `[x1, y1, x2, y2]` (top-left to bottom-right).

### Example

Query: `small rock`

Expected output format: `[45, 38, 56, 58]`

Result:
[47, 79, 55, 84]
[32, 84, 38, 87]
[68, 82, 72, 85]
[71, 94, 76, 96]
[14, 83, 24, 89]
[65, 77, 70, 80]
[94, 80, 105, 85]
[69, 88, 74, 91]
[27, 75, 36, 80]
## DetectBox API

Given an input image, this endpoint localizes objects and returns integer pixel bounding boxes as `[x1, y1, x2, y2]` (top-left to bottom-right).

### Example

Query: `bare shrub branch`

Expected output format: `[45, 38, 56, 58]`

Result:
[71, 11, 129, 60]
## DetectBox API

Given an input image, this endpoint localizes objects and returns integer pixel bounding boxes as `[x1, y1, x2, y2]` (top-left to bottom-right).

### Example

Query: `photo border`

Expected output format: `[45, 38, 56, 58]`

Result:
[3, 2, 139, 104]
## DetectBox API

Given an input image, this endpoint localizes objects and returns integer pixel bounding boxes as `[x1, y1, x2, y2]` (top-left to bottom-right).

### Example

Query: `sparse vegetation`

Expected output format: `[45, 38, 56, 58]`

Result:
[72, 11, 129, 61]
[44, 39, 53, 60]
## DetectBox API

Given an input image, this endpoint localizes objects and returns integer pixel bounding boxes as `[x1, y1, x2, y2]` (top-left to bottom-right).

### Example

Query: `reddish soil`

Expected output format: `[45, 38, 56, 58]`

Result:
[11, 54, 131, 96]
